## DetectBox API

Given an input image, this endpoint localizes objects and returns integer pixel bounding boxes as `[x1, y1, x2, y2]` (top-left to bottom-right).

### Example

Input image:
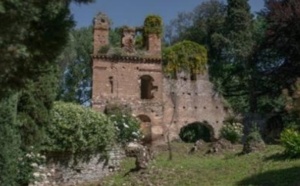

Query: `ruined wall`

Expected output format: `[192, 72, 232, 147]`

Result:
[92, 13, 228, 145]
[92, 56, 165, 143]
[163, 72, 228, 141]
[29, 148, 124, 186]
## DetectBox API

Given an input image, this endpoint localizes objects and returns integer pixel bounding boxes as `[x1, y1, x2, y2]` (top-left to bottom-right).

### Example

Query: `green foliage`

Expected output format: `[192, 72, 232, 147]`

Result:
[246, 124, 263, 143]
[165, 0, 227, 46]
[144, 15, 163, 37]
[264, 0, 300, 83]
[163, 40, 207, 75]
[280, 128, 300, 157]
[0, 0, 94, 184]
[220, 122, 243, 144]
[110, 114, 142, 145]
[17, 151, 46, 185]
[57, 26, 93, 105]
[109, 27, 122, 47]
[43, 102, 115, 157]
[98, 45, 110, 54]
[179, 122, 211, 142]
[18, 65, 59, 150]
[103, 143, 298, 186]
[0, 94, 21, 186]
[104, 102, 141, 145]
[0, 0, 92, 95]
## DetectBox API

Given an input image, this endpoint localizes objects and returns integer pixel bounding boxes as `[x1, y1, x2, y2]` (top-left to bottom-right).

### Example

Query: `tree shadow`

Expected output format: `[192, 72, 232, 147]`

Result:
[236, 166, 300, 186]
[264, 152, 300, 162]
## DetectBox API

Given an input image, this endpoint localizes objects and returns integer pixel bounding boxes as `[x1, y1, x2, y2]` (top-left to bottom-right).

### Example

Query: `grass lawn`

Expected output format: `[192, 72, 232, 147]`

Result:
[90, 142, 300, 186]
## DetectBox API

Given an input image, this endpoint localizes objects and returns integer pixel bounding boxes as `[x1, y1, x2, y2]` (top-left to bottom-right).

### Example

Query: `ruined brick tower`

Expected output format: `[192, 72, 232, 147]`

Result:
[92, 13, 165, 144]
[92, 13, 228, 145]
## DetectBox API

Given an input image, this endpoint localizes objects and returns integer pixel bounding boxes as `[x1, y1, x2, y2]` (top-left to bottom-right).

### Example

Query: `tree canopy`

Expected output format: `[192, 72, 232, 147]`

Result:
[0, 0, 94, 184]
[163, 40, 208, 76]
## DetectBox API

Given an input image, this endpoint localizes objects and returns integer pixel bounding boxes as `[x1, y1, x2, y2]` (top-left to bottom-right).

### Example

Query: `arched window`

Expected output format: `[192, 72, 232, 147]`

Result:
[140, 75, 154, 99]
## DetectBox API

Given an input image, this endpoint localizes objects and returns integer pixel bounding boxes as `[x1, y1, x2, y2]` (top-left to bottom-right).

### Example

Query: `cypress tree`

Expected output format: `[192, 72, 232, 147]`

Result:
[0, 94, 21, 186]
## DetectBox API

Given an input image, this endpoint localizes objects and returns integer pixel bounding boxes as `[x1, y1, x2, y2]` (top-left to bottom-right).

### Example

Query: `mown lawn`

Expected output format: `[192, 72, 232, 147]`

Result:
[91, 143, 300, 186]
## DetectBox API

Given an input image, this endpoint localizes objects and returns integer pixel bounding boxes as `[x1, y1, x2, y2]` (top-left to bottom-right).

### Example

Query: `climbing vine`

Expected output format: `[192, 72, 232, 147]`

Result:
[144, 15, 163, 37]
[163, 40, 208, 75]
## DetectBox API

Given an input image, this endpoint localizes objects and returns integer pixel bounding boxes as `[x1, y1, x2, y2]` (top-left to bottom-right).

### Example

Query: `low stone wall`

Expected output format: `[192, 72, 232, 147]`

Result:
[30, 147, 125, 186]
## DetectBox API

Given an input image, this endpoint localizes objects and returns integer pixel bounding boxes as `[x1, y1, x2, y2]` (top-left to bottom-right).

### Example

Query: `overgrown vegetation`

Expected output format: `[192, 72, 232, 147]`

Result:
[280, 128, 300, 157]
[100, 143, 300, 186]
[163, 40, 207, 76]
[220, 122, 243, 144]
[144, 15, 163, 37]
[0, 0, 95, 184]
[104, 103, 142, 145]
[2, 0, 300, 184]
[43, 102, 115, 158]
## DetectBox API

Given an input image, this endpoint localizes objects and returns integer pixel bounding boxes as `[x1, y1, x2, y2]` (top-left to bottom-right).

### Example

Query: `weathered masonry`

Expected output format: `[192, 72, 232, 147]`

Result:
[92, 13, 228, 145]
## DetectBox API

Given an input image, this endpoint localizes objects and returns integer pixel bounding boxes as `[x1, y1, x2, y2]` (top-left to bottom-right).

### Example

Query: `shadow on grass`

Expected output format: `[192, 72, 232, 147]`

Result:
[264, 152, 291, 161]
[236, 166, 300, 186]
[264, 152, 300, 162]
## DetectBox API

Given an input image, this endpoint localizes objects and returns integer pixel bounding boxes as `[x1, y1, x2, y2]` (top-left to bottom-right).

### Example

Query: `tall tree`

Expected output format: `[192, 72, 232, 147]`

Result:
[57, 26, 122, 104]
[263, 0, 300, 87]
[57, 27, 93, 105]
[0, 0, 94, 184]
[218, 0, 255, 112]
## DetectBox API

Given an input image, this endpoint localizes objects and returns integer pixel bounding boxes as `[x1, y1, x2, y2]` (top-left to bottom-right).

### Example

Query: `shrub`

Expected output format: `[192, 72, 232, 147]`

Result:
[246, 126, 263, 143]
[17, 151, 46, 185]
[144, 15, 163, 37]
[43, 102, 115, 158]
[104, 102, 142, 145]
[0, 94, 21, 185]
[98, 45, 110, 54]
[220, 122, 243, 143]
[110, 114, 142, 145]
[280, 128, 300, 157]
[243, 124, 265, 154]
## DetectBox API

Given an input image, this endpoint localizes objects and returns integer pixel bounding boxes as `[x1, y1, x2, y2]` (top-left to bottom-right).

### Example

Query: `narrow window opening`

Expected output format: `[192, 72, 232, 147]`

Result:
[190, 71, 197, 81]
[140, 75, 154, 99]
[109, 76, 113, 93]
[191, 74, 197, 81]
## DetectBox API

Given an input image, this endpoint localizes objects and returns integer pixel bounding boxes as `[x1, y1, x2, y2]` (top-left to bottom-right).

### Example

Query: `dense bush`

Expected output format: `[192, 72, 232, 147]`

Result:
[109, 114, 142, 145]
[17, 151, 46, 185]
[43, 102, 115, 157]
[280, 128, 300, 157]
[243, 124, 265, 154]
[0, 94, 21, 185]
[220, 122, 243, 143]
[246, 126, 263, 143]
[104, 102, 142, 145]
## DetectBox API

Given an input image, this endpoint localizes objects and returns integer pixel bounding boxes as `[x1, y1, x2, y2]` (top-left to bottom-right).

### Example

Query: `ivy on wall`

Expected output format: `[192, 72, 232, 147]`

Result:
[163, 40, 208, 75]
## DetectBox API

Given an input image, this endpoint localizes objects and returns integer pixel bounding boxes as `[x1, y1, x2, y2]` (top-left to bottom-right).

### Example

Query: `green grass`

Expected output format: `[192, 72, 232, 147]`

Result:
[96, 143, 300, 186]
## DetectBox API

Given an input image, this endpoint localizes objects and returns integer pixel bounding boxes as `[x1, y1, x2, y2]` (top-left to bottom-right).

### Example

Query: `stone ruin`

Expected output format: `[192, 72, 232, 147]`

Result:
[92, 12, 229, 146]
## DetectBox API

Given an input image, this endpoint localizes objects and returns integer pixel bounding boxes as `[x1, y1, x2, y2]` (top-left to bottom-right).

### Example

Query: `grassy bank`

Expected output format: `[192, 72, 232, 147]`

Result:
[85, 142, 300, 186]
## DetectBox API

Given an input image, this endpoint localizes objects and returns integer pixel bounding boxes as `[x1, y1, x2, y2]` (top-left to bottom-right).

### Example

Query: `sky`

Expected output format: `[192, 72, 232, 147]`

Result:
[71, 0, 265, 28]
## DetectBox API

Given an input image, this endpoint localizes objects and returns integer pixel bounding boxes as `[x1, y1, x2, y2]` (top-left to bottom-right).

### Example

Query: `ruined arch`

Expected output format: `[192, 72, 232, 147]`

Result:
[140, 75, 154, 99]
[137, 114, 152, 144]
[179, 121, 214, 142]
